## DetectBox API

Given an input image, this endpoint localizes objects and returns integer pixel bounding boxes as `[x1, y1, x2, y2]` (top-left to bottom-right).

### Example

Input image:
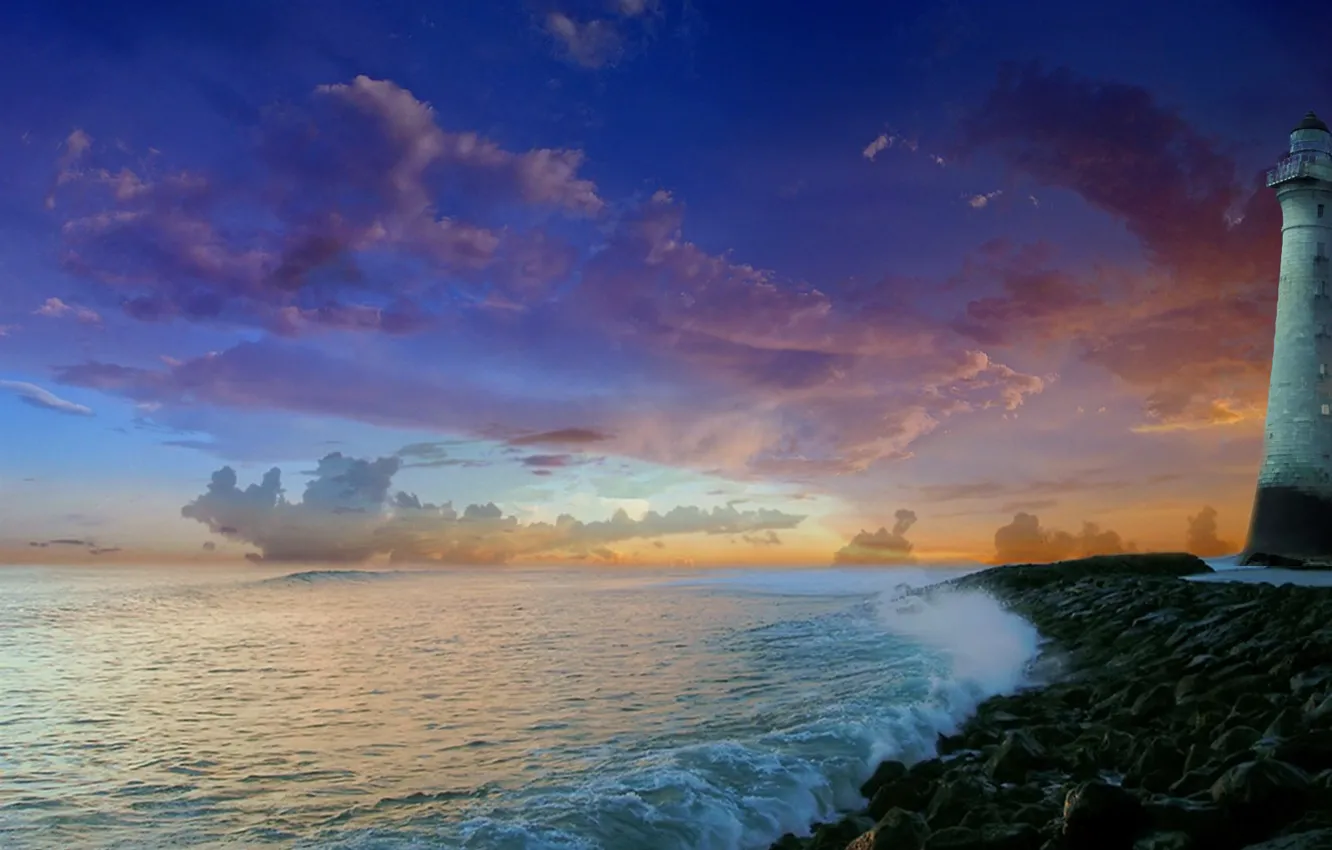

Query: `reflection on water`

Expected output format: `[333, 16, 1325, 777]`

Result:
[0, 563, 1024, 850]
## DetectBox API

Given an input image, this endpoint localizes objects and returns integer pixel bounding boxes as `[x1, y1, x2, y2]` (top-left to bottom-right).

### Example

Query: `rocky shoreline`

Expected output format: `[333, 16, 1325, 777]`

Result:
[769, 553, 1332, 850]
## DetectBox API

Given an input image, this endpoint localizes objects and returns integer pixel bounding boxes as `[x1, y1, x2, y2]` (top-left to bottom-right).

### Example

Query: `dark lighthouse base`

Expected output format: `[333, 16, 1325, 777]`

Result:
[1241, 484, 1332, 566]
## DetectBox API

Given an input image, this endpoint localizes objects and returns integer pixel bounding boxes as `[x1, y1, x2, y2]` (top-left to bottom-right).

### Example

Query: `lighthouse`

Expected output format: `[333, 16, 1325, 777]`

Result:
[1244, 111, 1332, 565]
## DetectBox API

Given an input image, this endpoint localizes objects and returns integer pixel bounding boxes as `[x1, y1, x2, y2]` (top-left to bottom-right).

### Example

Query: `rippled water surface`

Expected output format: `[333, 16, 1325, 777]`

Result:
[0, 564, 1039, 849]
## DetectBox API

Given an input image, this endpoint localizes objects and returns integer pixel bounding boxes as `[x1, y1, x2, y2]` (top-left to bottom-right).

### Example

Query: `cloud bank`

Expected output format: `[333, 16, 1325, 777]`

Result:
[832, 509, 918, 565]
[992, 511, 1135, 564]
[1185, 505, 1235, 557]
[181, 452, 806, 563]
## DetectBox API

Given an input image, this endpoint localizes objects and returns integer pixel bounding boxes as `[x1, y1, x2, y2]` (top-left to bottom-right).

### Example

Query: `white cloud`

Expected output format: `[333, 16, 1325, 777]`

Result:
[34, 297, 101, 324]
[967, 189, 1003, 209]
[862, 133, 893, 161]
[0, 380, 94, 417]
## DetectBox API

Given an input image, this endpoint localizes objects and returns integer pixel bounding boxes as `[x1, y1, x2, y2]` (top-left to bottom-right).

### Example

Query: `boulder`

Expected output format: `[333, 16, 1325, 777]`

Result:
[1236, 829, 1332, 849]
[923, 826, 982, 849]
[1210, 726, 1261, 759]
[860, 760, 908, 799]
[987, 730, 1050, 783]
[925, 777, 993, 830]
[1267, 731, 1332, 773]
[868, 775, 927, 821]
[1062, 780, 1148, 849]
[1211, 759, 1312, 843]
[869, 807, 929, 850]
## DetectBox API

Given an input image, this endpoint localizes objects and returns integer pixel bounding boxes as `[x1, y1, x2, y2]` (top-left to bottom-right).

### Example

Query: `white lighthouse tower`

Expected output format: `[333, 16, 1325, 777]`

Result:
[1244, 111, 1332, 564]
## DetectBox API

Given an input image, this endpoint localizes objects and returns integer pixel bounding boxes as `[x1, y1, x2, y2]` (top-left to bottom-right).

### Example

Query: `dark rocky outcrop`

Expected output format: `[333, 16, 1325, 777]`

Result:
[768, 553, 1332, 850]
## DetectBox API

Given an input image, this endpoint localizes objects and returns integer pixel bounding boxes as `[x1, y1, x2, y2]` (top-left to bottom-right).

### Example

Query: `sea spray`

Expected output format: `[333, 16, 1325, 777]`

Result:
[445, 577, 1046, 850]
[865, 586, 1045, 770]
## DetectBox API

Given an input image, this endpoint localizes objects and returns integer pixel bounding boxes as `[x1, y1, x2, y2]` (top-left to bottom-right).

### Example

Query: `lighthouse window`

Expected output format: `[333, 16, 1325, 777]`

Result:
[1322, 404, 1330, 416]
[1322, 364, 1328, 377]
[1320, 204, 1325, 218]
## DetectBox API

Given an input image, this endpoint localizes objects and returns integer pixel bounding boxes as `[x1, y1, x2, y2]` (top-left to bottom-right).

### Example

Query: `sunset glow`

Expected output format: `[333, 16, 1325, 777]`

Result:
[0, 0, 1310, 567]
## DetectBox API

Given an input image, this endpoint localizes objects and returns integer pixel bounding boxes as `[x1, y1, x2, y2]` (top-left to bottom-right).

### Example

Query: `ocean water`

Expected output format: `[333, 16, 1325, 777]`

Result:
[0, 564, 1044, 850]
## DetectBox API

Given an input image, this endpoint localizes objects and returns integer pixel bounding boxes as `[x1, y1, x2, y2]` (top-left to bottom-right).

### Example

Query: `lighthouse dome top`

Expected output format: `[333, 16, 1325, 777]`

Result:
[1295, 111, 1330, 133]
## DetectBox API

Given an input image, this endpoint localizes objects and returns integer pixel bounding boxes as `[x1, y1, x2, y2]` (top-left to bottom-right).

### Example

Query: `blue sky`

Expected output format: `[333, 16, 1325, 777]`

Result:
[0, 0, 1321, 564]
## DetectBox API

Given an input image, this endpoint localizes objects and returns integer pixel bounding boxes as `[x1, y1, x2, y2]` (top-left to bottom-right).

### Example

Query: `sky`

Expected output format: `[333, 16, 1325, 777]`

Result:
[0, 0, 1323, 567]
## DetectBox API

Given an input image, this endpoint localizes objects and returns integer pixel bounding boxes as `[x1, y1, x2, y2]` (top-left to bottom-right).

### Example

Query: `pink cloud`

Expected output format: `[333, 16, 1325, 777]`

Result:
[50, 77, 601, 334]
[956, 66, 1281, 430]
[34, 297, 102, 325]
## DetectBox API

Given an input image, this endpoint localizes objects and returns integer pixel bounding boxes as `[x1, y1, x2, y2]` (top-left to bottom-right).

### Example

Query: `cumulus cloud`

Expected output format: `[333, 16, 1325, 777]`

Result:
[1185, 505, 1235, 557]
[0, 380, 93, 416]
[741, 530, 782, 547]
[833, 509, 918, 565]
[180, 452, 807, 563]
[992, 511, 1135, 564]
[34, 297, 101, 324]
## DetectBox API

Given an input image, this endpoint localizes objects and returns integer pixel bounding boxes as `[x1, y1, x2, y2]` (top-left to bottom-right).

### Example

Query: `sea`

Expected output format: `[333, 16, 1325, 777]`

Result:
[0, 560, 1139, 849]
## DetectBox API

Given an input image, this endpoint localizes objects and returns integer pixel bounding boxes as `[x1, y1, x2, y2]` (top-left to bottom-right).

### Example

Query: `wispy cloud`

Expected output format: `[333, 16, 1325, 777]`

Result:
[544, 12, 625, 68]
[0, 380, 93, 417]
[50, 76, 601, 335]
[967, 189, 1003, 209]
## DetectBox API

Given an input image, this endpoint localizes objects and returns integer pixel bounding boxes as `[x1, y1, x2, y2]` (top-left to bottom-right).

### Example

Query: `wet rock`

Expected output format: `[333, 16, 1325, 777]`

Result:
[987, 730, 1049, 783]
[1211, 759, 1312, 843]
[1265, 708, 1305, 740]
[1238, 829, 1332, 849]
[1268, 731, 1332, 773]
[1131, 684, 1176, 721]
[868, 808, 929, 850]
[807, 817, 865, 850]
[1306, 692, 1332, 726]
[976, 823, 1042, 850]
[1211, 726, 1261, 758]
[867, 775, 927, 821]
[766, 554, 1332, 850]
[1174, 675, 1202, 703]
[923, 826, 981, 849]
[1291, 667, 1332, 697]
[1062, 780, 1148, 849]
[859, 759, 907, 799]
[926, 776, 993, 830]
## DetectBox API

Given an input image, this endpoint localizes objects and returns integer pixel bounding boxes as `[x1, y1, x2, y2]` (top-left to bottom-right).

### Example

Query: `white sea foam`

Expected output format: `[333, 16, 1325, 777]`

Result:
[5, 564, 1048, 850]
[425, 574, 1045, 850]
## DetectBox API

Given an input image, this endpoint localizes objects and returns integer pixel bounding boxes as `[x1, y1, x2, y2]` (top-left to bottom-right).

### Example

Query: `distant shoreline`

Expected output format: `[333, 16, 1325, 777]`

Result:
[770, 553, 1332, 850]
